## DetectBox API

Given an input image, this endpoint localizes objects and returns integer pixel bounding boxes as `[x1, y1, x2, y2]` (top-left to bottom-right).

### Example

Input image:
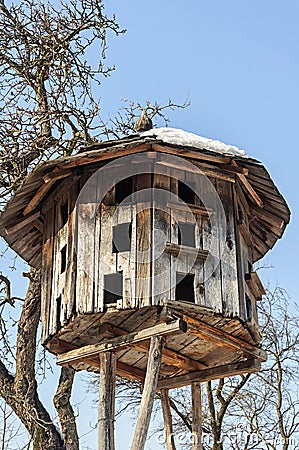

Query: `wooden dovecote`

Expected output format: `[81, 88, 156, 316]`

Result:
[0, 128, 290, 386]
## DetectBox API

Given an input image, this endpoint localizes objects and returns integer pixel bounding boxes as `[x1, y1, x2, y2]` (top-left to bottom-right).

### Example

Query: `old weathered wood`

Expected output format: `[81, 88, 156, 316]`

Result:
[216, 179, 239, 316]
[157, 358, 261, 389]
[135, 205, 152, 308]
[41, 206, 55, 343]
[98, 351, 116, 450]
[43, 168, 72, 183]
[152, 143, 231, 165]
[191, 382, 202, 450]
[22, 167, 70, 215]
[165, 242, 209, 261]
[99, 322, 207, 371]
[57, 319, 186, 366]
[4, 210, 41, 235]
[245, 272, 266, 300]
[131, 336, 164, 450]
[183, 314, 267, 360]
[161, 389, 176, 450]
[236, 171, 264, 208]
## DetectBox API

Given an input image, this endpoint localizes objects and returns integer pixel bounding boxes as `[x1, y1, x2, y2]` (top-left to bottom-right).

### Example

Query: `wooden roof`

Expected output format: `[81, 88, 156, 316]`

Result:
[0, 130, 290, 268]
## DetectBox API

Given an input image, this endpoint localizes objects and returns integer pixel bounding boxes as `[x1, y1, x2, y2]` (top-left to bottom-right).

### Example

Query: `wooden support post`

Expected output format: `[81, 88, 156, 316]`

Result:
[191, 382, 202, 450]
[131, 336, 164, 450]
[161, 389, 176, 450]
[98, 352, 116, 450]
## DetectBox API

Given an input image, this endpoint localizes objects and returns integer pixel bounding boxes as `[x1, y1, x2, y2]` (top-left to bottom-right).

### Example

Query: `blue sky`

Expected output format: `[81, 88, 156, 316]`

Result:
[1, 1, 298, 448]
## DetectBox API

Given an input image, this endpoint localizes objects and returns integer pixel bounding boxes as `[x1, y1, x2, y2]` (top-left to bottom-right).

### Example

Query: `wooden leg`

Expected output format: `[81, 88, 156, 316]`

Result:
[131, 336, 164, 450]
[98, 352, 116, 450]
[161, 388, 176, 450]
[191, 382, 202, 450]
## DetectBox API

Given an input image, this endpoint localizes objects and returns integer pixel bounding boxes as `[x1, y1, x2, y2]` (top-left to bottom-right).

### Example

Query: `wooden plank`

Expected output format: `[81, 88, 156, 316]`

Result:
[60, 143, 152, 170]
[131, 336, 164, 450]
[98, 352, 116, 450]
[22, 166, 71, 216]
[41, 207, 55, 343]
[161, 389, 176, 450]
[192, 382, 202, 450]
[245, 272, 266, 300]
[236, 170, 264, 208]
[4, 211, 41, 235]
[152, 143, 231, 164]
[183, 314, 267, 360]
[201, 178, 222, 311]
[152, 205, 171, 305]
[216, 179, 239, 316]
[135, 205, 152, 308]
[157, 358, 261, 389]
[43, 168, 72, 183]
[64, 182, 79, 324]
[76, 174, 98, 313]
[57, 319, 187, 365]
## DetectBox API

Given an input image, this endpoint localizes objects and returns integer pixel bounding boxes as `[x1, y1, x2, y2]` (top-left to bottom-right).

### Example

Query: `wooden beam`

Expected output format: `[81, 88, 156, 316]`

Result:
[236, 172, 264, 208]
[98, 352, 116, 450]
[60, 143, 152, 169]
[57, 319, 187, 366]
[167, 202, 212, 217]
[161, 389, 176, 450]
[183, 314, 267, 361]
[165, 242, 209, 261]
[191, 382, 202, 450]
[99, 322, 207, 371]
[23, 181, 56, 216]
[116, 361, 145, 382]
[47, 338, 146, 381]
[4, 210, 41, 235]
[155, 160, 235, 183]
[157, 358, 261, 390]
[43, 168, 72, 183]
[131, 336, 164, 450]
[23, 167, 72, 216]
[220, 163, 249, 175]
[152, 143, 231, 165]
[245, 272, 266, 300]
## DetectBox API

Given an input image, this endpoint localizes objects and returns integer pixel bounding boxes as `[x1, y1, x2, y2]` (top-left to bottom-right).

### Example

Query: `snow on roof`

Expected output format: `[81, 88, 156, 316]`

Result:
[141, 127, 248, 158]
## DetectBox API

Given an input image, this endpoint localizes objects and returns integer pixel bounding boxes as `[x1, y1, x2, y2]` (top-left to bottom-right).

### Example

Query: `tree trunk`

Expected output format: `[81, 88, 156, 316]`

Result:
[0, 269, 73, 449]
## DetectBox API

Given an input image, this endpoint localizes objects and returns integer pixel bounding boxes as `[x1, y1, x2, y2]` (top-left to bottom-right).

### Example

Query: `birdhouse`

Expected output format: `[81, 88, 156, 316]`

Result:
[0, 128, 290, 387]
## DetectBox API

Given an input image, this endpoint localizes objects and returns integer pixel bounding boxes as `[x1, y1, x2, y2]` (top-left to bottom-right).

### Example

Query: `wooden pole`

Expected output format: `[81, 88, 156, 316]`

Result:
[191, 382, 202, 450]
[98, 352, 116, 450]
[161, 389, 176, 450]
[131, 336, 164, 450]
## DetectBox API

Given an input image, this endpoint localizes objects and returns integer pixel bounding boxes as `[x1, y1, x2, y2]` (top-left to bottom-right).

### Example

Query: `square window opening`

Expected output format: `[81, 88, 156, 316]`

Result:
[178, 222, 196, 247]
[113, 222, 132, 253]
[104, 272, 123, 304]
[115, 177, 134, 204]
[178, 181, 195, 204]
[175, 272, 195, 303]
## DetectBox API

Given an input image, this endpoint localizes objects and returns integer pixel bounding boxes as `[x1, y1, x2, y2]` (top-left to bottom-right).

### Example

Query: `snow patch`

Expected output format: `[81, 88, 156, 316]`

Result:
[141, 128, 247, 157]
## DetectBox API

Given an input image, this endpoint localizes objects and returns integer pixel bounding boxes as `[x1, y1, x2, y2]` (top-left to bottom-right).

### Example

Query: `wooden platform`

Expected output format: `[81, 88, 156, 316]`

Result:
[47, 301, 265, 388]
